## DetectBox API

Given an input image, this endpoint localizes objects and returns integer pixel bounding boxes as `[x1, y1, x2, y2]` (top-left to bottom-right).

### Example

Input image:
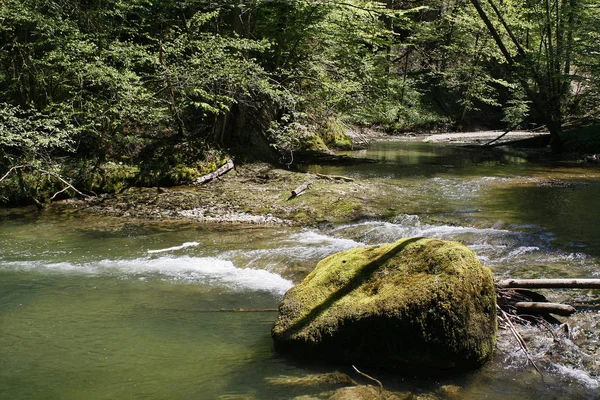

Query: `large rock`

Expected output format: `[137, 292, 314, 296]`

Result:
[272, 238, 497, 373]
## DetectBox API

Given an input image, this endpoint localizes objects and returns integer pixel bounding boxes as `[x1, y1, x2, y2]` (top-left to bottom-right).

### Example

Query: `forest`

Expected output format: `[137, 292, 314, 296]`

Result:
[1, 0, 599, 204]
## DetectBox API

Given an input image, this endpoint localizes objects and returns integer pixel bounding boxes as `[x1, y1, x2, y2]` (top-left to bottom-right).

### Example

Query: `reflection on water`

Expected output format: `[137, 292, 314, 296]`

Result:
[1, 140, 600, 399]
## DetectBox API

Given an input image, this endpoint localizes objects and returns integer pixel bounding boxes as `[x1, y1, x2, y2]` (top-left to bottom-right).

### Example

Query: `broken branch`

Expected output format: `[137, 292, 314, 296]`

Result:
[290, 181, 312, 198]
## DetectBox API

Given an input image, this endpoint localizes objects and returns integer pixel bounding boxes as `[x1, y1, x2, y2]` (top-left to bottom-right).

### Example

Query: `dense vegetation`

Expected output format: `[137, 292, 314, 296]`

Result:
[1, 0, 599, 205]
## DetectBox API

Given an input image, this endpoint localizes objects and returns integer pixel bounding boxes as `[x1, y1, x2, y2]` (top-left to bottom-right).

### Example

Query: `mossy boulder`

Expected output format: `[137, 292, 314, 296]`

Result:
[272, 238, 497, 373]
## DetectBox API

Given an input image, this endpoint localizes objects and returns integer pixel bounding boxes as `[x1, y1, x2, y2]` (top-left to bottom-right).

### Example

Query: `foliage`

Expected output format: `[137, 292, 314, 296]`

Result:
[0, 0, 599, 204]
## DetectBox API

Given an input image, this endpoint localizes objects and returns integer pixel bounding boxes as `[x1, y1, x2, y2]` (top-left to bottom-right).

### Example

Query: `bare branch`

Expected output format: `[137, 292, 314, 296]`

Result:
[0, 164, 91, 201]
[0, 165, 28, 183]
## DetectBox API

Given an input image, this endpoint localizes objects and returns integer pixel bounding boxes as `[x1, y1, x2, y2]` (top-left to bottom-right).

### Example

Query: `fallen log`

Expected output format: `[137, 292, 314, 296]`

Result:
[515, 302, 576, 316]
[315, 173, 355, 182]
[290, 181, 312, 198]
[498, 278, 600, 289]
[194, 159, 234, 185]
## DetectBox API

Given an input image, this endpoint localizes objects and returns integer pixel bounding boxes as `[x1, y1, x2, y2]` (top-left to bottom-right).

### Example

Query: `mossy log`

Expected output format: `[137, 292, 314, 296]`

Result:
[194, 159, 234, 185]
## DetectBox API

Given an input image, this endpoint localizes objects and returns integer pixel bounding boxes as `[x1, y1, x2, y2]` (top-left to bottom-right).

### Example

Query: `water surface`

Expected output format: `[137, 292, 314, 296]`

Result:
[1, 140, 599, 399]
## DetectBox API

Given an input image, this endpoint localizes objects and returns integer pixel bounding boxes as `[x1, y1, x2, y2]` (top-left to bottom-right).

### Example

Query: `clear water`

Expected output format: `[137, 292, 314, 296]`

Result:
[1, 141, 600, 399]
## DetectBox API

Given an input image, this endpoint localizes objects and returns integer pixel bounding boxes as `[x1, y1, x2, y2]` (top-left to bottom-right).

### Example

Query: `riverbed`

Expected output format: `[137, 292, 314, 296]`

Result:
[1, 140, 599, 399]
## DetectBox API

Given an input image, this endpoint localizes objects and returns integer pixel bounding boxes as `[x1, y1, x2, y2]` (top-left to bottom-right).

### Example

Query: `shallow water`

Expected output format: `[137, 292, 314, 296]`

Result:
[1, 140, 600, 399]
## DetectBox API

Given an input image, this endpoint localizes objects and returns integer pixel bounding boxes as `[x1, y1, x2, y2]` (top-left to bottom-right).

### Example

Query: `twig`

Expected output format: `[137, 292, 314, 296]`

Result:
[352, 365, 383, 394]
[0, 165, 27, 183]
[0, 164, 90, 199]
[497, 305, 542, 375]
[37, 168, 91, 199]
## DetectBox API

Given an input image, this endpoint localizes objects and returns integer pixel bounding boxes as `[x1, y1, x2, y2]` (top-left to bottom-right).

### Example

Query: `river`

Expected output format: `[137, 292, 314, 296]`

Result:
[1, 140, 599, 399]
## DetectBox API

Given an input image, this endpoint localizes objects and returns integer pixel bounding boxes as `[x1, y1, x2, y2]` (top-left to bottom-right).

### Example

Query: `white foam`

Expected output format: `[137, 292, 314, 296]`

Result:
[219, 231, 364, 269]
[7, 256, 293, 295]
[550, 364, 600, 389]
[147, 242, 200, 254]
[288, 231, 363, 249]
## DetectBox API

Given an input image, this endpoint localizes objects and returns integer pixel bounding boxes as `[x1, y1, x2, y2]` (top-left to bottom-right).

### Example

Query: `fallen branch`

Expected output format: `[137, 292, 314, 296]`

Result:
[0, 164, 90, 200]
[515, 302, 576, 317]
[482, 120, 525, 146]
[289, 181, 312, 198]
[316, 173, 355, 182]
[194, 159, 234, 185]
[498, 279, 600, 289]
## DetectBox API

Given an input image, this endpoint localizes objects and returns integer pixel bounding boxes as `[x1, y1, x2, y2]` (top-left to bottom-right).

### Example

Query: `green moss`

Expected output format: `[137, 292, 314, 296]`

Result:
[272, 238, 497, 372]
[169, 165, 200, 184]
[299, 133, 330, 152]
[95, 162, 139, 193]
[316, 118, 354, 150]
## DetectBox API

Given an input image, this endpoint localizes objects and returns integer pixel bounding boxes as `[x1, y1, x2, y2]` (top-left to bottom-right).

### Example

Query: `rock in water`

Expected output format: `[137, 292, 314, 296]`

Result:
[272, 238, 497, 373]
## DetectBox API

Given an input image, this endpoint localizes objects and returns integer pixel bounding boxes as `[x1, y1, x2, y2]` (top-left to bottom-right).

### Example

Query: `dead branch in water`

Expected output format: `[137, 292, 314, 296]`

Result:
[497, 305, 542, 375]
[515, 302, 576, 317]
[498, 278, 600, 289]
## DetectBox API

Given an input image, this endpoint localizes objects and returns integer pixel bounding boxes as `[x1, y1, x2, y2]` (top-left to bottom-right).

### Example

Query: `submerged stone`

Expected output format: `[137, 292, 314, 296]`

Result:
[272, 238, 497, 373]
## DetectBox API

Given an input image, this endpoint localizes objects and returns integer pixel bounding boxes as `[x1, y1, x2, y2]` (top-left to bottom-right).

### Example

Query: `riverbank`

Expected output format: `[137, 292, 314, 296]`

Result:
[52, 162, 401, 226]
[6, 129, 598, 226]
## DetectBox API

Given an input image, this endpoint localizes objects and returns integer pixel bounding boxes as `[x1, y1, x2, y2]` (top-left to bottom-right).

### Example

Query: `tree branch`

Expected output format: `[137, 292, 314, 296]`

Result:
[0, 164, 91, 201]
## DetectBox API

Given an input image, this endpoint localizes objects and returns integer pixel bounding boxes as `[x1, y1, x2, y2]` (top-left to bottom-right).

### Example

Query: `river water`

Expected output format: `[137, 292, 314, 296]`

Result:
[1, 140, 599, 399]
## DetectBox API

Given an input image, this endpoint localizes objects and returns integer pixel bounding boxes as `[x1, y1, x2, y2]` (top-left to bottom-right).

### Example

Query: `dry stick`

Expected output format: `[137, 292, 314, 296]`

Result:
[498, 279, 600, 289]
[497, 305, 542, 375]
[351, 365, 383, 394]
